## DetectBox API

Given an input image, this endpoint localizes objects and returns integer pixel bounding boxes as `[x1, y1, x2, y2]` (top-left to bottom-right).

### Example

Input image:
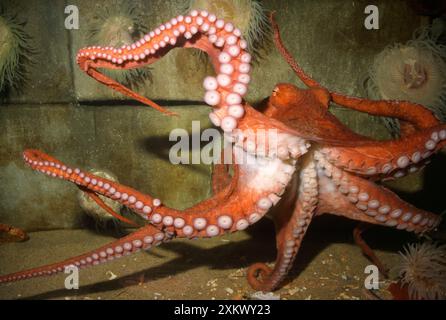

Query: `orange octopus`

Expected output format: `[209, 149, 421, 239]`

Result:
[0, 11, 443, 292]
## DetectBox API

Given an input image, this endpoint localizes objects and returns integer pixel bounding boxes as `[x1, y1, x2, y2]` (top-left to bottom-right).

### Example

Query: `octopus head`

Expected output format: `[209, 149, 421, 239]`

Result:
[270, 83, 303, 107]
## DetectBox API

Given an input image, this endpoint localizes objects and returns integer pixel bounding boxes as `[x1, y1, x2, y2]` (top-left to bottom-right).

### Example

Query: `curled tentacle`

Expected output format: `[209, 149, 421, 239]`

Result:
[247, 263, 273, 291]
[77, 10, 253, 133]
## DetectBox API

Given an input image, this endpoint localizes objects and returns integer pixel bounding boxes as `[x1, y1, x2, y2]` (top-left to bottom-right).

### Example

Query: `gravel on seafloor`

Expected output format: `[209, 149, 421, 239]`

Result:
[0, 226, 404, 300]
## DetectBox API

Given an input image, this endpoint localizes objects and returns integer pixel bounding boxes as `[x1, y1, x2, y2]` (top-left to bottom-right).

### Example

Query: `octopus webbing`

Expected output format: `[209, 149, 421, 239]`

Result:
[0, 10, 443, 292]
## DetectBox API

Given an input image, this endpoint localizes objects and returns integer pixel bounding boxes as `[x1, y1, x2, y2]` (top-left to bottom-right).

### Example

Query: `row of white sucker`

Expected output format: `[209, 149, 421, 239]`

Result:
[22, 151, 282, 239]
[314, 151, 440, 232]
[321, 128, 446, 179]
[76, 10, 252, 135]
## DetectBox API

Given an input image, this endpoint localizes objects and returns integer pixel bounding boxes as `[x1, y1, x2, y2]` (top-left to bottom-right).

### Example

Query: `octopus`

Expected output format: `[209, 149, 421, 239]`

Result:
[0, 10, 444, 292]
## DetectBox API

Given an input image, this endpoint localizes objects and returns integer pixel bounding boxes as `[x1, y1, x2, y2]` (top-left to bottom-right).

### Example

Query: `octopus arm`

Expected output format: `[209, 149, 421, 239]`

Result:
[81, 65, 175, 116]
[0, 146, 296, 284]
[0, 224, 169, 283]
[271, 13, 439, 130]
[330, 93, 439, 131]
[77, 10, 255, 134]
[78, 186, 139, 226]
[248, 157, 318, 291]
[315, 151, 441, 233]
[319, 124, 446, 179]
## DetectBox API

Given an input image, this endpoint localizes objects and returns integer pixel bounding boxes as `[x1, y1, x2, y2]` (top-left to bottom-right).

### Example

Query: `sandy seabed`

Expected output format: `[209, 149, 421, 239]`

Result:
[0, 217, 409, 300]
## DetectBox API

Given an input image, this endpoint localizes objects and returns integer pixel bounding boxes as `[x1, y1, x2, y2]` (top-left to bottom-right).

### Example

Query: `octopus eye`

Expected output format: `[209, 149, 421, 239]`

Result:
[272, 87, 279, 96]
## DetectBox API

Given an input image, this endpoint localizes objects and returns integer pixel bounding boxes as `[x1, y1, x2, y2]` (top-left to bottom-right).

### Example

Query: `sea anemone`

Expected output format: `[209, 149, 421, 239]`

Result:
[87, 0, 151, 87]
[0, 6, 35, 94]
[364, 24, 446, 136]
[395, 242, 446, 300]
[186, 0, 271, 61]
[77, 169, 123, 228]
